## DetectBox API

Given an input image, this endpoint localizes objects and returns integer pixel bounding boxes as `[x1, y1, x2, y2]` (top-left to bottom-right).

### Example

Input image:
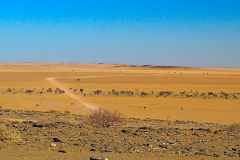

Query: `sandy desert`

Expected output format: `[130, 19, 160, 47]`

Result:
[0, 63, 239, 124]
[0, 63, 240, 159]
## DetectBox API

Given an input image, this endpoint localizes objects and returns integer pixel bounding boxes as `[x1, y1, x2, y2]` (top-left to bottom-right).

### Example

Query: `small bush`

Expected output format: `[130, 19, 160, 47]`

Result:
[226, 122, 240, 132]
[89, 108, 123, 127]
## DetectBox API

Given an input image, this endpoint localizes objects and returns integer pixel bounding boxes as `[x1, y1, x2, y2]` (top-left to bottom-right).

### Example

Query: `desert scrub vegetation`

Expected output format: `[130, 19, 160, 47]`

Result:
[226, 122, 240, 132]
[0, 122, 20, 141]
[1, 87, 240, 100]
[89, 108, 123, 127]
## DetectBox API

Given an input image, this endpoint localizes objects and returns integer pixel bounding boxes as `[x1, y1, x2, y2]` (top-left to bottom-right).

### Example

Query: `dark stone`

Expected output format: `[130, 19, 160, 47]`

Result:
[53, 138, 62, 143]
[58, 150, 67, 153]
[121, 129, 126, 133]
[199, 149, 206, 153]
[32, 123, 43, 128]
[198, 128, 211, 133]
[159, 144, 168, 149]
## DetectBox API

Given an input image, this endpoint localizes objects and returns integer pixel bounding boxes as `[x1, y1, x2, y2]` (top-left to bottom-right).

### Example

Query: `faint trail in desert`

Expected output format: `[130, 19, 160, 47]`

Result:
[45, 76, 103, 111]
[45, 74, 156, 111]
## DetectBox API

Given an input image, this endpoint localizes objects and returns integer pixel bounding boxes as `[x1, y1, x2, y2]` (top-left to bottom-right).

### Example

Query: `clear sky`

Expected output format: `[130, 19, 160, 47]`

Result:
[0, 0, 240, 67]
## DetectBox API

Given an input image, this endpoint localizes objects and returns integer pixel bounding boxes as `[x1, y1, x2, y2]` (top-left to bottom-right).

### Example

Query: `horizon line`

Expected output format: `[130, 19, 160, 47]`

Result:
[0, 61, 239, 69]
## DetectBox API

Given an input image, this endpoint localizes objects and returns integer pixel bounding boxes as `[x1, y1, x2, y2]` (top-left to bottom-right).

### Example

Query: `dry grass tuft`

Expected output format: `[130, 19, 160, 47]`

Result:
[226, 122, 240, 132]
[89, 108, 123, 127]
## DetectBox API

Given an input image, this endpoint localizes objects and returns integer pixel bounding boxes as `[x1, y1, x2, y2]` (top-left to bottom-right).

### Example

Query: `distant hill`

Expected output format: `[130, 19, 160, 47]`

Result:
[0, 62, 191, 69]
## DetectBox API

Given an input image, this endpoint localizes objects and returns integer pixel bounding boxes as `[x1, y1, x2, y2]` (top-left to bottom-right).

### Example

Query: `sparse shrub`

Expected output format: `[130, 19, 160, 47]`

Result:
[25, 89, 33, 94]
[7, 88, 11, 93]
[226, 122, 240, 132]
[93, 90, 102, 95]
[89, 108, 123, 127]
[79, 88, 84, 94]
[140, 91, 148, 98]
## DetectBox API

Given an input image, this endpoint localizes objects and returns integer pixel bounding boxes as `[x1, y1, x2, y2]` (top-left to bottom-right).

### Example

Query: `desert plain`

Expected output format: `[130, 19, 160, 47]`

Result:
[0, 63, 240, 159]
[0, 63, 239, 124]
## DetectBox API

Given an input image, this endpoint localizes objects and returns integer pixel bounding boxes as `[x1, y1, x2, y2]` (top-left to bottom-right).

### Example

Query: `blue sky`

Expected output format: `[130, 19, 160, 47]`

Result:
[0, 0, 240, 67]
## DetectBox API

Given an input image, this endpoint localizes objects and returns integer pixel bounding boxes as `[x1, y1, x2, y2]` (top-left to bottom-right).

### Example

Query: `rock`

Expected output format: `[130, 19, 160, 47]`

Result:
[198, 128, 211, 133]
[100, 148, 113, 153]
[32, 123, 43, 128]
[51, 143, 57, 147]
[53, 137, 62, 142]
[91, 143, 97, 147]
[90, 156, 108, 160]
[145, 144, 153, 148]
[159, 144, 168, 149]
[229, 132, 235, 136]
[199, 149, 206, 153]
[152, 147, 160, 151]
[181, 147, 191, 154]
[121, 129, 126, 133]
[58, 150, 67, 153]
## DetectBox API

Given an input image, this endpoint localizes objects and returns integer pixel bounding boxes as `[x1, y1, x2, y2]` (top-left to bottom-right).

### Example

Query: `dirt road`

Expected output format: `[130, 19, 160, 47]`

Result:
[45, 77, 99, 111]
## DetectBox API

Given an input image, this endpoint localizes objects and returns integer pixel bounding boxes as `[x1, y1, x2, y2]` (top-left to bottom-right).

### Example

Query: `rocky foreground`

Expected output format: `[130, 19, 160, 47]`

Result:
[0, 109, 240, 160]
